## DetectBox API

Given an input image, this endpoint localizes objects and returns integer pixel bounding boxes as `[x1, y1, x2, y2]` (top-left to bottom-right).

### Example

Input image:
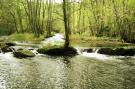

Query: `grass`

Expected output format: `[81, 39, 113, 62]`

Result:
[10, 33, 44, 43]
[70, 34, 135, 47]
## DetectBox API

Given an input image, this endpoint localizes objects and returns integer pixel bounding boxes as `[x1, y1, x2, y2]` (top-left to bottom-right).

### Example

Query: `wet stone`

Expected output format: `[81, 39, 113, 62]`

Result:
[13, 50, 35, 58]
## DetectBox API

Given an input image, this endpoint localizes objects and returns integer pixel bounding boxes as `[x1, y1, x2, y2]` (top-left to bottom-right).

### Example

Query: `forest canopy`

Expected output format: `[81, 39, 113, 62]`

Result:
[0, 0, 135, 43]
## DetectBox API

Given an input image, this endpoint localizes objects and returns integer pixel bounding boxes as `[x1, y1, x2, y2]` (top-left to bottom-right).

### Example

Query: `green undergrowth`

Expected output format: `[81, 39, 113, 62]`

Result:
[8, 33, 135, 47]
[10, 33, 44, 43]
[70, 34, 135, 47]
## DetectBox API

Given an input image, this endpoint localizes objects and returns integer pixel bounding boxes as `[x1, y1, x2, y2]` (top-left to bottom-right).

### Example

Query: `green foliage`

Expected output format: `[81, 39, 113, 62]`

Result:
[11, 33, 44, 42]
[0, 0, 135, 43]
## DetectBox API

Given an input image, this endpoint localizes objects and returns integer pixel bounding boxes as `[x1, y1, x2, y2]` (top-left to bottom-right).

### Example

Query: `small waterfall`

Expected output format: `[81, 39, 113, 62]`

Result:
[75, 47, 82, 55]
[9, 47, 15, 52]
[94, 48, 99, 53]
[80, 48, 110, 60]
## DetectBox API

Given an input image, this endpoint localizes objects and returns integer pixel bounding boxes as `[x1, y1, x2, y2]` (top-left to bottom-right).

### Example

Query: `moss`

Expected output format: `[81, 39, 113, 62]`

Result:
[97, 48, 115, 55]
[97, 47, 135, 56]
[13, 50, 35, 58]
[37, 46, 77, 56]
[0, 42, 6, 48]
[114, 48, 135, 56]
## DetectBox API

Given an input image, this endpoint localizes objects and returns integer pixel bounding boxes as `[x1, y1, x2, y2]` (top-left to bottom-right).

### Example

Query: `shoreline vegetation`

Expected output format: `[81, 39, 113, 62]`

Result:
[0, 33, 135, 58]
[8, 33, 135, 47]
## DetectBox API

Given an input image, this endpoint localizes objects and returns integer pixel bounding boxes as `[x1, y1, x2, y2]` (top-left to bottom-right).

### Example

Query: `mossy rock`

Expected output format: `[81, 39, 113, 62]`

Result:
[0, 42, 16, 53]
[97, 48, 115, 55]
[0, 42, 6, 48]
[13, 50, 35, 58]
[37, 47, 77, 56]
[114, 48, 126, 56]
[0, 42, 16, 47]
[0, 44, 13, 53]
[6, 42, 16, 46]
[97, 47, 135, 56]
[1, 46, 13, 53]
[114, 48, 135, 56]
[124, 48, 135, 56]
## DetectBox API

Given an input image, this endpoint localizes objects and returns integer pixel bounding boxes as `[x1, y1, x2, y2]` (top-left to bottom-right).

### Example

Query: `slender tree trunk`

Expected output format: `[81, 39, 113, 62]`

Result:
[62, 0, 70, 48]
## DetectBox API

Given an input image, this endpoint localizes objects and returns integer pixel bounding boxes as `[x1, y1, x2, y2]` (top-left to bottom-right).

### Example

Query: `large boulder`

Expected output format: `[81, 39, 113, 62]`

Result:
[97, 47, 135, 56]
[114, 48, 126, 56]
[97, 48, 115, 55]
[37, 47, 77, 56]
[114, 48, 135, 56]
[124, 48, 135, 56]
[13, 50, 35, 58]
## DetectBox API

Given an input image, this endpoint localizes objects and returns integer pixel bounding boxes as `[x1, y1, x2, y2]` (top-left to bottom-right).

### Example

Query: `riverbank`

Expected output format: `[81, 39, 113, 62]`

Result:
[4, 33, 134, 47]
[71, 35, 135, 47]
[0, 33, 135, 58]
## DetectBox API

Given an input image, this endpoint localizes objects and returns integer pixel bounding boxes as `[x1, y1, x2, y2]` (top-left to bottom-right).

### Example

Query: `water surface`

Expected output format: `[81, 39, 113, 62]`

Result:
[0, 53, 135, 89]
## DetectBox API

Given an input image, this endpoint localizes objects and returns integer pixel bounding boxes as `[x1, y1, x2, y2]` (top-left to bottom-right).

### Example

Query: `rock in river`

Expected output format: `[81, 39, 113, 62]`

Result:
[13, 50, 35, 58]
[0, 42, 15, 53]
[6, 42, 16, 46]
[97, 48, 115, 55]
[37, 47, 77, 56]
[97, 47, 135, 56]
[114, 48, 135, 56]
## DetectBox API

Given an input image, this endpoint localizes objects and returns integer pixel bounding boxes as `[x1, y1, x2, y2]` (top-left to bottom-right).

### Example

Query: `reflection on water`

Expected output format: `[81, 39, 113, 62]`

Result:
[0, 53, 135, 89]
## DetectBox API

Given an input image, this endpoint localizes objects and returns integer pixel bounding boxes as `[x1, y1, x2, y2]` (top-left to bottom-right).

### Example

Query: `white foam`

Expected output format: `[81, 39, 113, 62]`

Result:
[82, 52, 110, 60]
[0, 52, 14, 60]
[43, 33, 64, 45]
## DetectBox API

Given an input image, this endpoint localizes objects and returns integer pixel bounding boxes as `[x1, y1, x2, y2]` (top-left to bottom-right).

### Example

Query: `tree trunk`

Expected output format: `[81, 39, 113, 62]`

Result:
[62, 0, 70, 48]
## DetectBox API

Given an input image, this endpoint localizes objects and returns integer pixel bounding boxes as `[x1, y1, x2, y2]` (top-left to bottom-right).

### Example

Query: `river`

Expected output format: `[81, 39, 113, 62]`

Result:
[0, 51, 135, 89]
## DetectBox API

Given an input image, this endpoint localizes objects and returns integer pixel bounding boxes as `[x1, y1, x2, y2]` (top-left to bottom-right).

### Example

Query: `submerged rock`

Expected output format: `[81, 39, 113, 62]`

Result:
[13, 50, 35, 58]
[97, 48, 115, 55]
[37, 47, 77, 56]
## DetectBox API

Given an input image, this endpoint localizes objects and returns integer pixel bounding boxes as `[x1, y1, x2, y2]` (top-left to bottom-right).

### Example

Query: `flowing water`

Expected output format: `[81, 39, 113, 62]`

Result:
[0, 34, 135, 89]
[0, 52, 135, 89]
